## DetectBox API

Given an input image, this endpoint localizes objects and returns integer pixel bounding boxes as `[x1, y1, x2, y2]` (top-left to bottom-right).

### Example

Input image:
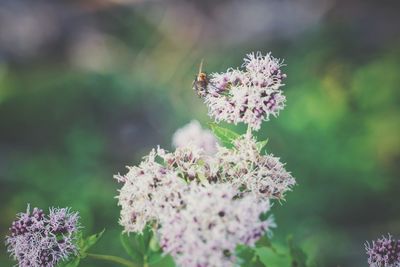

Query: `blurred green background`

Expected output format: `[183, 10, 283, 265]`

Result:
[0, 0, 399, 266]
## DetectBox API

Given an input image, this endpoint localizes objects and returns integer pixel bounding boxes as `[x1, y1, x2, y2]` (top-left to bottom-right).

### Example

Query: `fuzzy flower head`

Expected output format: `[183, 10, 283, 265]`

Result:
[172, 120, 218, 154]
[160, 145, 204, 181]
[205, 52, 287, 131]
[158, 144, 220, 184]
[158, 183, 275, 267]
[217, 135, 295, 200]
[5, 205, 80, 267]
[115, 148, 188, 233]
[365, 234, 400, 267]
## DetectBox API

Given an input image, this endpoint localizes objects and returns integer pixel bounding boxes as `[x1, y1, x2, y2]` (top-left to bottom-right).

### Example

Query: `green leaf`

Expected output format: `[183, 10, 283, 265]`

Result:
[256, 247, 290, 267]
[147, 251, 164, 265]
[149, 254, 175, 267]
[256, 235, 272, 248]
[138, 225, 153, 253]
[236, 245, 255, 266]
[149, 235, 161, 252]
[256, 139, 269, 153]
[120, 225, 162, 265]
[120, 233, 144, 264]
[58, 256, 80, 267]
[256, 235, 280, 255]
[287, 236, 308, 267]
[236, 245, 265, 267]
[147, 230, 165, 266]
[209, 123, 240, 148]
[79, 229, 105, 257]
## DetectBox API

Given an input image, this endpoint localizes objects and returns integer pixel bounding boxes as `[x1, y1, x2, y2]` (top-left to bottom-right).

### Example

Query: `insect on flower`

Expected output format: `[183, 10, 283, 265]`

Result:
[192, 59, 209, 98]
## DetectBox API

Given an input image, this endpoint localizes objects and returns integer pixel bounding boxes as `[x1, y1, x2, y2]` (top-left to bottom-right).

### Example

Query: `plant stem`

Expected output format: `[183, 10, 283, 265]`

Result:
[246, 125, 252, 138]
[143, 255, 149, 267]
[87, 253, 139, 267]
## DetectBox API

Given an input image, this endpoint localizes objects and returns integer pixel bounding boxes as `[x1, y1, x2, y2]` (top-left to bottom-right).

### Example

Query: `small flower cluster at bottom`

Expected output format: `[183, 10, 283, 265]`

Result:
[365, 234, 400, 267]
[5, 205, 80, 267]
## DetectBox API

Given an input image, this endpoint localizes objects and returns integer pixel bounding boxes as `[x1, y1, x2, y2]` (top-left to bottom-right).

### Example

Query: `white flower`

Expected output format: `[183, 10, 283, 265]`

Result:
[217, 135, 295, 200]
[172, 120, 218, 154]
[243, 51, 286, 90]
[205, 52, 287, 131]
[158, 183, 274, 267]
[115, 144, 226, 233]
[158, 144, 220, 184]
[115, 133, 293, 236]
[115, 149, 187, 233]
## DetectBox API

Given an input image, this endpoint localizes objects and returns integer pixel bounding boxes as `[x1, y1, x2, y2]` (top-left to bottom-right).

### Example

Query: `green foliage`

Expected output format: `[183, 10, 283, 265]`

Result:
[208, 123, 269, 153]
[287, 236, 308, 267]
[59, 257, 81, 267]
[59, 230, 105, 267]
[209, 123, 240, 148]
[79, 229, 105, 258]
[120, 225, 170, 266]
[256, 139, 269, 153]
[236, 235, 309, 267]
[236, 245, 265, 267]
[256, 235, 277, 252]
[120, 234, 144, 264]
[256, 246, 291, 267]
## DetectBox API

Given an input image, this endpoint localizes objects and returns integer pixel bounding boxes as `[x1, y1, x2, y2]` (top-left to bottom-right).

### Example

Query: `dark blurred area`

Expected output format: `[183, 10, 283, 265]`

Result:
[0, 0, 399, 266]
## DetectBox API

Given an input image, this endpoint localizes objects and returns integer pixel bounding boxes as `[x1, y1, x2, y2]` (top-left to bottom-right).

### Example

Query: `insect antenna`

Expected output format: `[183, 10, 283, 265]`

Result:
[198, 58, 204, 76]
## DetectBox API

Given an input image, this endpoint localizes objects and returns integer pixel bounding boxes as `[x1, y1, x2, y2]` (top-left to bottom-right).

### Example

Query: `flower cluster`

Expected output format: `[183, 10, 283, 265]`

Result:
[5, 205, 80, 267]
[158, 183, 275, 267]
[160, 143, 223, 184]
[205, 52, 287, 130]
[365, 234, 400, 267]
[116, 135, 294, 231]
[115, 140, 293, 265]
[115, 149, 187, 233]
[217, 135, 295, 200]
[172, 120, 218, 154]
